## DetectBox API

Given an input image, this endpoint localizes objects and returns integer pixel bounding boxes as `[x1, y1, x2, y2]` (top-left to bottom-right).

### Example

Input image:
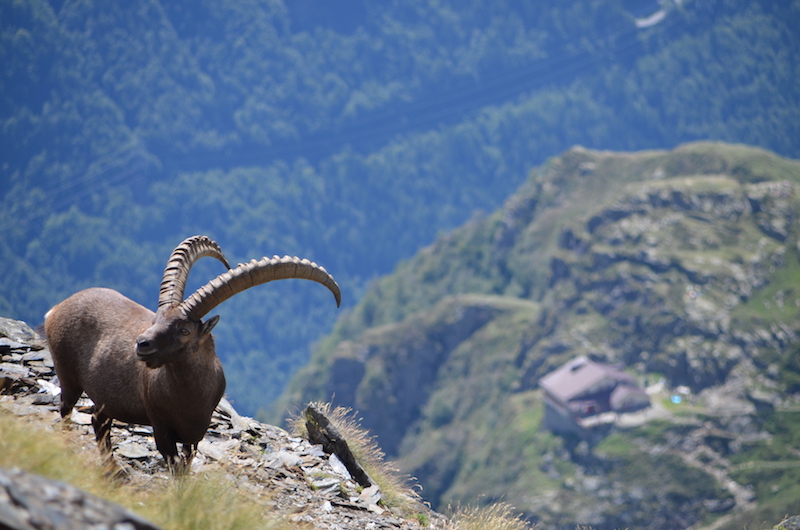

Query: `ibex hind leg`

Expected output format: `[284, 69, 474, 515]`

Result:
[91, 408, 114, 454]
[92, 407, 127, 480]
[58, 385, 82, 419]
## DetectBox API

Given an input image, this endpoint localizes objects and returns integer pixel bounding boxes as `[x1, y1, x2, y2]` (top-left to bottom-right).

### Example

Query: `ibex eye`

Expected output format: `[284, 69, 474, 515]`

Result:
[181, 328, 190, 336]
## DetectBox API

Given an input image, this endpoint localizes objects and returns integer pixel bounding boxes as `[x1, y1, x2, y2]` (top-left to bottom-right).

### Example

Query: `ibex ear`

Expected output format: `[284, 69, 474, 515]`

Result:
[202, 315, 220, 335]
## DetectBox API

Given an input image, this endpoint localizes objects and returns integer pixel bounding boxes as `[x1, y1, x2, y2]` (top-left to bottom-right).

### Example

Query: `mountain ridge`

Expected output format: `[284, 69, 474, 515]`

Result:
[277, 141, 800, 529]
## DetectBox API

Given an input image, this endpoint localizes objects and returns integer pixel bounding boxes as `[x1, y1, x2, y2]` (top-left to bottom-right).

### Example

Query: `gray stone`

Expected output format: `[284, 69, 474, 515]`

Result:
[0, 318, 38, 344]
[117, 441, 154, 459]
[0, 363, 30, 378]
[0, 467, 160, 530]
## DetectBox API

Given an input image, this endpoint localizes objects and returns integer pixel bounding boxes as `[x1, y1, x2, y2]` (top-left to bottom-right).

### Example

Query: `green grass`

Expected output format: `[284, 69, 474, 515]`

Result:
[629, 419, 674, 445]
[594, 433, 637, 459]
[716, 485, 800, 530]
[730, 248, 800, 325]
[715, 410, 800, 529]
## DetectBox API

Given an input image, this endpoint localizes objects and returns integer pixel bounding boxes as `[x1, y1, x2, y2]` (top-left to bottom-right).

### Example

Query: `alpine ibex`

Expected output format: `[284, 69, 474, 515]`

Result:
[45, 235, 341, 471]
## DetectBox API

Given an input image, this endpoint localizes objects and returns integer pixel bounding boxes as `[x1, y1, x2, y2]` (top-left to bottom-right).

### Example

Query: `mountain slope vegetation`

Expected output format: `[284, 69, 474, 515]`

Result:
[2, 0, 799, 415]
[279, 142, 800, 528]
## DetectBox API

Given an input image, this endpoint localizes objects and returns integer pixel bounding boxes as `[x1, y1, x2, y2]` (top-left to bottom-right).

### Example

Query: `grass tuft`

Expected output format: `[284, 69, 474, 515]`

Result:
[290, 401, 422, 514]
[446, 502, 535, 530]
[0, 410, 107, 489]
[135, 472, 279, 530]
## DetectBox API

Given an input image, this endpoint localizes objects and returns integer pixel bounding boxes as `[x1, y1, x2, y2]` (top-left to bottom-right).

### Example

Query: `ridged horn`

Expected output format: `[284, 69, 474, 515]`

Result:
[158, 236, 231, 309]
[179, 255, 341, 321]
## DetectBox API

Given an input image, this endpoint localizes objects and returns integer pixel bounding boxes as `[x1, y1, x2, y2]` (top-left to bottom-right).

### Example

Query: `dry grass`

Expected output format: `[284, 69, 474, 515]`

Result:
[0, 409, 286, 530]
[133, 472, 286, 530]
[445, 502, 535, 530]
[0, 410, 108, 490]
[290, 401, 423, 514]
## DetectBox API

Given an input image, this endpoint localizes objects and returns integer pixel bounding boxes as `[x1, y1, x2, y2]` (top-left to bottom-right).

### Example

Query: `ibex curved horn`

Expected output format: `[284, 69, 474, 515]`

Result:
[179, 255, 341, 321]
[158, 236, 231, 309]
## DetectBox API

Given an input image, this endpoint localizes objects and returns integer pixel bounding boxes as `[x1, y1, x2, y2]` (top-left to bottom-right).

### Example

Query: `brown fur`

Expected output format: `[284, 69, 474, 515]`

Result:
[45, 287, 225, 470]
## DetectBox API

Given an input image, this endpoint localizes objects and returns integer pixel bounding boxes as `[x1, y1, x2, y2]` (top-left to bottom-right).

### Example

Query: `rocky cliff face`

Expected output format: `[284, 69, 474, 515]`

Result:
[278, 142, 800, 529]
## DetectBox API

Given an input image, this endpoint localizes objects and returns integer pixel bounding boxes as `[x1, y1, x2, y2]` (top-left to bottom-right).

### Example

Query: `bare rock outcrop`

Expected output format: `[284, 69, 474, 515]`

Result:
[0, 467, 159, 530]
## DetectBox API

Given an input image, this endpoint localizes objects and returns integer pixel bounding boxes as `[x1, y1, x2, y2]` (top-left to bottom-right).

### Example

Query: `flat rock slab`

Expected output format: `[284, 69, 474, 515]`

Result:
[0, 467, 160, 530]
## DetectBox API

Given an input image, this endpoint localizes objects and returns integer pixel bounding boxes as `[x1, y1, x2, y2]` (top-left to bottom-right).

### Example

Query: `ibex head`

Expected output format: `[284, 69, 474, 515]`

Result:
[135, 235, 228, 368]
[134, 236, 341, 369]
[135, 309, 220, 368]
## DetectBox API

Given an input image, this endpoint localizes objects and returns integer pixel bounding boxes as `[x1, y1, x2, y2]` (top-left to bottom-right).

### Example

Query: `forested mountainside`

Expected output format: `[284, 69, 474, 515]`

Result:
[278, 142, 800, 529]
[2, 0, 799, 415]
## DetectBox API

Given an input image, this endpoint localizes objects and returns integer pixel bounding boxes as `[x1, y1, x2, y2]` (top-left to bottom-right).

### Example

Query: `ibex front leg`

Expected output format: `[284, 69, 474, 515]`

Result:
[153, 424, 192, 475]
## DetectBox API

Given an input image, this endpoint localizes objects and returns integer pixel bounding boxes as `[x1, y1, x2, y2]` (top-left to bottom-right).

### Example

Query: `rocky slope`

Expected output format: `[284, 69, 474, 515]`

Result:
[276, 142, 800, 529]
[0, 317, 443, 530]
